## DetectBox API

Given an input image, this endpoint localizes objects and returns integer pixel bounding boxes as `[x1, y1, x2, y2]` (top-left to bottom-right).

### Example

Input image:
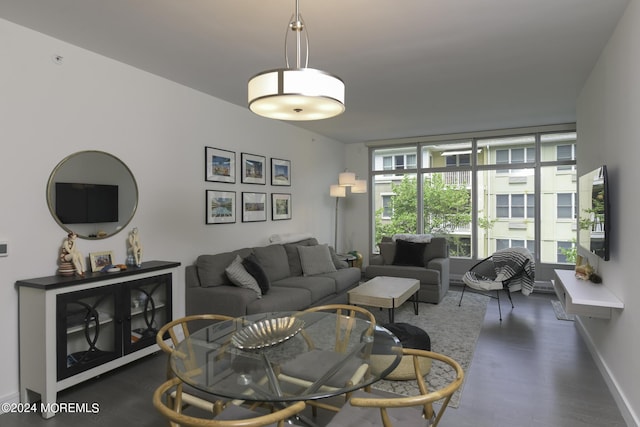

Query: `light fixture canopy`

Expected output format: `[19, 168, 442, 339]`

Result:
[330, 184, 346, 198]
[248, 0, 345, 121]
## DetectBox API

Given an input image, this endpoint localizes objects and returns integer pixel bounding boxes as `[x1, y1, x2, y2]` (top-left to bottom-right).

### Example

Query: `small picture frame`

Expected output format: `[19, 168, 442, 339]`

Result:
[271, 158, 291, 186]
[205, 147, 235, 183]
[206, 190, 236, 224]
[242, 192, 267, 222]
[89, 251, 114, 272]
[272, 193, 292, 220]
[241, 153, 266, 185]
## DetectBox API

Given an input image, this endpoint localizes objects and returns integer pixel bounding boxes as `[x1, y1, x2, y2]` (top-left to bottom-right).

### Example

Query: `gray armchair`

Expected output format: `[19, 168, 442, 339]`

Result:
[364, 236, 450, 304]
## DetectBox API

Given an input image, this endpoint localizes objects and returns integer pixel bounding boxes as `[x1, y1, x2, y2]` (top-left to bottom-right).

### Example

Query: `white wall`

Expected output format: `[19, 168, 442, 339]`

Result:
[0, 19, 348, 404]
[576, 0, 640, 425]
[341, 143, 370, 257]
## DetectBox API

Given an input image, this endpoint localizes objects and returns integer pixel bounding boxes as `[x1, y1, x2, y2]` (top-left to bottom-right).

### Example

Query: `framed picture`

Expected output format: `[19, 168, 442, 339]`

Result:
[241, 152, 266, 185]
[272, 193, 292, 220]
[206, 190, 236, 224]
[271, 158, 291, 186]
[205, 147, 235, 183]
[89, 251, 114, 272]
[242, 192, 267, 222]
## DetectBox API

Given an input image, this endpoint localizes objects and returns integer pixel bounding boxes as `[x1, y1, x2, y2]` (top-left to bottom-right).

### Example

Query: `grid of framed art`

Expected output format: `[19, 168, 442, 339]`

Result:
[204, 146, 292, 224]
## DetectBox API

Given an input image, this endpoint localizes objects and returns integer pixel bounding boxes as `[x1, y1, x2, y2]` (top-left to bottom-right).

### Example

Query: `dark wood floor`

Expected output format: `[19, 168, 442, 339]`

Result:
[1, 289, 627, 426]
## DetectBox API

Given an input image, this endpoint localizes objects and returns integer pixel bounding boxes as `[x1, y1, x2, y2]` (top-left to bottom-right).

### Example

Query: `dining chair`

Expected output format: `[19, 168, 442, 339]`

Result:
[278, 304, 377, 414]
[156, 314, 235, 417]
[153, 377, 307, 427]
[326, 348, 464, 427]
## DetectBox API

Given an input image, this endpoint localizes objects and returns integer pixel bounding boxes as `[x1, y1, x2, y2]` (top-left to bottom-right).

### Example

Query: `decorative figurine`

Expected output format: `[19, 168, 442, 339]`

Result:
[128, 227, 143, 267]
[59, 232, 85, 276]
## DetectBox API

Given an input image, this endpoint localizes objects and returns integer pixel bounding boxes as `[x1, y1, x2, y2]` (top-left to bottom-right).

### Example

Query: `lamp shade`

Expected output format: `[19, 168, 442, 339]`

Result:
[248, 68, 345, 121]
[338, 172, 356, 187]
[352, 179, 368, 193]
[330, 184, 346, 197]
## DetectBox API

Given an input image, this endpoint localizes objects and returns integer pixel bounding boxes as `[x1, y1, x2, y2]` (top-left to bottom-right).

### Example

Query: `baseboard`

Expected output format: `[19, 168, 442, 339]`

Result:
[451, 277, 555, 294]
[575, 318, 639, 427]
[0, 392, 20, 414]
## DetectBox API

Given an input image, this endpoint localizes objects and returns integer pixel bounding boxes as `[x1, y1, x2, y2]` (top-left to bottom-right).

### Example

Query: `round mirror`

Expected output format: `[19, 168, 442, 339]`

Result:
[46, 151, 138, 239]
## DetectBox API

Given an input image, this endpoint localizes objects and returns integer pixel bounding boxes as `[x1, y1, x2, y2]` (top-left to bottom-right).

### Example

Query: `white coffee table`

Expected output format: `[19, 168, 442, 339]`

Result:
[348, 276, 420, 323]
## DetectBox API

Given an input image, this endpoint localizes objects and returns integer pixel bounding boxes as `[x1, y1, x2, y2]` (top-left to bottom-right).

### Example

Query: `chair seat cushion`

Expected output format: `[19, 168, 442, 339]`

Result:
[462, 271, 504, 290]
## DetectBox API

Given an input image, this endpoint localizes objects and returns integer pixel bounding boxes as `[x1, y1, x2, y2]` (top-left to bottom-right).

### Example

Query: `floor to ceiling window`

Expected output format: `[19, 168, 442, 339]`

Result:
[369, 126, 577, 267]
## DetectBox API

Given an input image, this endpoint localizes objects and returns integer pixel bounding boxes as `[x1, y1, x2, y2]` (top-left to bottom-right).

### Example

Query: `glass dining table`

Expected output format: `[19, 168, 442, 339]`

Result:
[169, 311, 403, 405]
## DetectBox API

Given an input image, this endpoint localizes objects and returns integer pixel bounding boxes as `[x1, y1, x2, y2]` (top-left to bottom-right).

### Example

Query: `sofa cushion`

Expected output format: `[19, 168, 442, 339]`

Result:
[329, 246, 349, 269]
[242, 254, 271, 294]
[423, 237, 448, 263]
[225, 255, 261, 298]
[298, 244, 337, 276]
[253, 244, 291, 282]
[284, 238, 319, 276]
[196, 248, 254, 287]
[392, 239, 426, 267]
[379, 242, 396, 265]
[272, 276, 336, 301]
[246, 286, 312, 315]
[316, 268, 362, 293]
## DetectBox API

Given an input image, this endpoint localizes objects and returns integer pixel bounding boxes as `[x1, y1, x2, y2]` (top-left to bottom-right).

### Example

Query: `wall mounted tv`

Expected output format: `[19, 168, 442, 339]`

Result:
[55, 182, 119, 224]
[578, 165, 610, 261]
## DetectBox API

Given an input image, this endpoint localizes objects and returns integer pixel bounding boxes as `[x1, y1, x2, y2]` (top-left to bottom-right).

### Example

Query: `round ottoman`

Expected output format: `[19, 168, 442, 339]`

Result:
[370, 323, 431, 380]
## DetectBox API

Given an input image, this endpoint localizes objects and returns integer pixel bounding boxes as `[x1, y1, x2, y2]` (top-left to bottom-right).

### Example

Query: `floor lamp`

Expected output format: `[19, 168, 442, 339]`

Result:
[330, 184, 346, 250]
[330, 173, 367, 252]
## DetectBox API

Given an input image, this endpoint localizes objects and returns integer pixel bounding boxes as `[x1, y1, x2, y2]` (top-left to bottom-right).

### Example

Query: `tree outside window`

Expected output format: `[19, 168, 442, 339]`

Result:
[374, 174, 472, 253]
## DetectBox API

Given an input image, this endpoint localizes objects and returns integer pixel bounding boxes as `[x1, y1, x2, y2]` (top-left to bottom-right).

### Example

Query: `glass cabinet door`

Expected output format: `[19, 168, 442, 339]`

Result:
[124, 273, 172, 354]
[56, 286, 122, 380]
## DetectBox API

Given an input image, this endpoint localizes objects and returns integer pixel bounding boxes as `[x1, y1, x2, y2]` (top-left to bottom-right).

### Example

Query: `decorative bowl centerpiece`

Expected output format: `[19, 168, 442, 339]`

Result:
[231, 316, 305, 350]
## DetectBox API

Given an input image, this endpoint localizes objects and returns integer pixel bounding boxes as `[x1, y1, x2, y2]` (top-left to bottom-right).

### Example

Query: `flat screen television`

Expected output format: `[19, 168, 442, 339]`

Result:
[578, 165, 609, 261]
[55, 182, 119, 224]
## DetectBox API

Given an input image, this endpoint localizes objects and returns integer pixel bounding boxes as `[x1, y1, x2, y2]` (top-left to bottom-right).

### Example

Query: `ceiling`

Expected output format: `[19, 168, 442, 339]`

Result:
[0, 0, 629, 143]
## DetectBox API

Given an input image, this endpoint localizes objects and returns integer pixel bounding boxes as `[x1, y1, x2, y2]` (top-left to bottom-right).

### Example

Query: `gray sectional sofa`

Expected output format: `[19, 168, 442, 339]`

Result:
[186, 238, 362, 317]
[364, 236, 450, 303]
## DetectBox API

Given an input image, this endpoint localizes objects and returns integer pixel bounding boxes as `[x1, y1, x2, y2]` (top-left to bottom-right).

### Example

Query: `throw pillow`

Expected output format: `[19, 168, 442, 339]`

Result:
[297, 244, 337, 276]
[328, 246, 349, 269]
[242, 253, 271, 294]
[225, 255, 261, 298]
[392, 239, 427, 267]
[253, 245, 290, 282]
[284, 238, 319, 276]
[378, 242, 396, 265]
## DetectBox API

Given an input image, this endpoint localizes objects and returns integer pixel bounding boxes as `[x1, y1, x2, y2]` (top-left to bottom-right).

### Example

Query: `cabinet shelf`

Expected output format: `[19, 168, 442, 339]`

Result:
[553, 269, 624, 319]
[130, 302, 166, 317]
[66, 311, 114, 334]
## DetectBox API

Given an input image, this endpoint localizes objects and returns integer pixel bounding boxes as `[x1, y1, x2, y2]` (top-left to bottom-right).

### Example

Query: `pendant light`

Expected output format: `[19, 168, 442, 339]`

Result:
[248, 0, 345, 121]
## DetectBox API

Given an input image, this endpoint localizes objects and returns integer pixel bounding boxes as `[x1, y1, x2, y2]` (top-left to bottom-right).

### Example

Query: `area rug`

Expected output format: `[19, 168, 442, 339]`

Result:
[551, 299, 575, 321]
[370, 290, 489, 408]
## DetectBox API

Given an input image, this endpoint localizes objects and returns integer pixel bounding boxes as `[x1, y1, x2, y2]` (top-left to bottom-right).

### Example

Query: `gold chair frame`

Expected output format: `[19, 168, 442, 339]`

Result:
[336, 348, 464, 427]
[153, 377, 306, 427]
[156, 314, 235, 419]
[279, 304, 377, 414]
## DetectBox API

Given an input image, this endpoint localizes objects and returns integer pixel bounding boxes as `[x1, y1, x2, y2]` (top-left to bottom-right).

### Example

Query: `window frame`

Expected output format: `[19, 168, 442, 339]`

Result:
[368, 124, 576, 270]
